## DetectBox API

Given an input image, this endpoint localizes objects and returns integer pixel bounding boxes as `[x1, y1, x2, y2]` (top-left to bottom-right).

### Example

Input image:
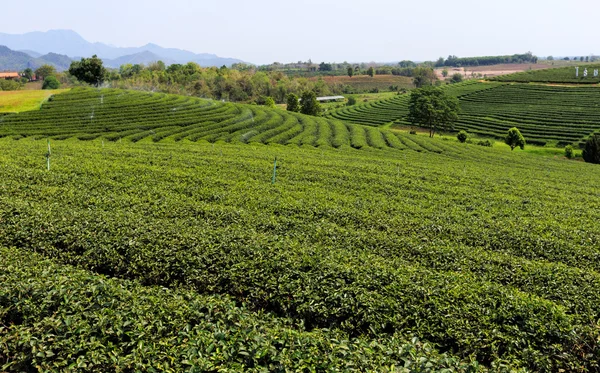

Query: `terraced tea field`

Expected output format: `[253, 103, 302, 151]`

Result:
[492, 64, 600, 84]
[1, 134, 600, 371]
[2, 87, 600, 371]
[326, 81, 600, 146]
[0, 88, 461, 153]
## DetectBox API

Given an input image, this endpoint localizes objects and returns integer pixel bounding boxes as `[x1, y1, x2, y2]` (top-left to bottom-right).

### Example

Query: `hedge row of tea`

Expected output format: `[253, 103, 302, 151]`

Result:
[325, 81, 503, 127]
[0, 88, 451, 154]
[326, 81, 600, 146]
[0, 247, 479, 372]
[1, 139, 600, 371]
[491, 65, 600, 84]
[458, 84, 600, 146]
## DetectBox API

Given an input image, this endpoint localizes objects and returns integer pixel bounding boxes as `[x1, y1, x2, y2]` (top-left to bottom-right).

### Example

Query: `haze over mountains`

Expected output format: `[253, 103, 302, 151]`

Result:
[0, 30, 245, 70]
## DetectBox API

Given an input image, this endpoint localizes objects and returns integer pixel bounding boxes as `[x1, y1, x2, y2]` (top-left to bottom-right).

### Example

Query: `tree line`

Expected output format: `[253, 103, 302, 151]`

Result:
[435, 52, 538, 67]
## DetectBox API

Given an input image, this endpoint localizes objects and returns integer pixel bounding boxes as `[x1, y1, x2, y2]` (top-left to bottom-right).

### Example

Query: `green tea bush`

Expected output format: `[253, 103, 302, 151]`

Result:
[565, 144, 574, 159]
[457, 130, 468, 143]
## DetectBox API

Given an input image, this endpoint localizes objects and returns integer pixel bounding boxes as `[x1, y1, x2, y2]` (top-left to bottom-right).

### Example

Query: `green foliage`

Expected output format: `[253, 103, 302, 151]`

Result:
[367, 67, 375, 77]
[34, 64, 56, 81]
[0, 88, 445, 153]
[438, 52, 538, 67]
[327, 81, 600, 147]
[300, 90, 321, 116]
[264, 96, 275, 108]
[582, 133, 600, 164]
[347, 66, 353, 77]
[0, 79, 22, 91]
[347, 96, 356, 106]
[476, 139, 494, 147]
[450, 73, 464, 83]
[286, 93, 300, 112]
[442, 69, 449, 78]
[41, 75, 60, 90]
[457, 130, 468, 143]
[0, 247, 482, 372]
[22, 68, 33, 81]
[412, 67, 437, 88]
[1, 136, 600, 370]
[68, 55, 107, 86]
[408, 86, 460, 137]
[505, 127, 526, 150]
[492, 64, 600, 84]
[565, 144, 574, 159]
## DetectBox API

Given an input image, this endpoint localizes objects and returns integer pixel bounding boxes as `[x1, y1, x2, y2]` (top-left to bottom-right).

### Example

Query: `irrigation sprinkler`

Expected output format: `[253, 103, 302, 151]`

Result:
[271, 157, 278, 185]
[45, 139, 51, 171]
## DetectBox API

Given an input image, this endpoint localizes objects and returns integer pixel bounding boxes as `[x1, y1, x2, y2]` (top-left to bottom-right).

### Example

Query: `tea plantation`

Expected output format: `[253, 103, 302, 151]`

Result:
[1, 89, 600, 371]
[326, 81, 600, 146]
[491, 64, 600, 84]
[0, 88, 445, 153]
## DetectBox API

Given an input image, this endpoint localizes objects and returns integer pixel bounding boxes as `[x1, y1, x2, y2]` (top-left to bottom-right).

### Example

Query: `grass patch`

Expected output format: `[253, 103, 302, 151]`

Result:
[0, 89, 70, 113]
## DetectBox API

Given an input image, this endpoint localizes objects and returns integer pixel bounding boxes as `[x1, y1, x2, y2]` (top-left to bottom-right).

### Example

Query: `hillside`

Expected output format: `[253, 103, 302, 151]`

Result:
[326, 81, 600, 146]
[491, 64, 600, 83]
[0, 88, 452, 154]
[1, 113, 600, 370]
[0, 45, 72, 71]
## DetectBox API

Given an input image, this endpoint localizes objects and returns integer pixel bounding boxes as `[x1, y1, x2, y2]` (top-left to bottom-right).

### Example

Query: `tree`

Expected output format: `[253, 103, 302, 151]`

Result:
[367, 67, 375, 77]
[22, 68, 34, 81]
[347, 96, 356, 106]
[286, 93, 300, 112]
[35, 65, 57, 81]
[441, 69, 449, 78]
[42, 76, 60, 90]
[505, 127, 526, 150]
[300, 91, 321, 116]
[450, 73, 463, 83]
[69, 55, 107, 86]
[407, 87, 460, 137]
[412, 67, 437, 88]
[582, 133, 600, 164]
[457, 130, 468, 143]
[347, 67, 353, 78]
[547, 56, 554, 61]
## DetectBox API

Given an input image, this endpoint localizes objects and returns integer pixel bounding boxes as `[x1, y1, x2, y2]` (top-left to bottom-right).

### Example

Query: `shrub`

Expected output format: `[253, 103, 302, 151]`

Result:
[583, 133, 600, 164]
[409, 130, 417, 135]
[457, 130, 468, 143]
[477, 139, 494, 147]
[42, 76, 60, 90]
[505, 127, 526, 150]
[347, 96, 356, 106]
[565, 145, 574, 159]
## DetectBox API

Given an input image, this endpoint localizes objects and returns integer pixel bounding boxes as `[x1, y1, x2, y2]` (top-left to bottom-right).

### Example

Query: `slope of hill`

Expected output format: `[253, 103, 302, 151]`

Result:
[491, 64, 600, 83]
[0, 30, 246, 67]
[0, 45, 72, 71]
[103, 51, 177, 68]
[326, 80, 600, 146]
[1, 112, 600, 370]
[18, 49, 42, 57]
[0, 88, 455, 154]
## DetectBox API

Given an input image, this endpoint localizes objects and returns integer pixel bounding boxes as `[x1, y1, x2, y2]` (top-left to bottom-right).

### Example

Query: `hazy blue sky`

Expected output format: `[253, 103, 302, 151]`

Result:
[2, 0, 599, 64]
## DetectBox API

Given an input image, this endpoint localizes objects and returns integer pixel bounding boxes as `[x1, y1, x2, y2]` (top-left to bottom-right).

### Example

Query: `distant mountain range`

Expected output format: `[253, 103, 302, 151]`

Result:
[0, 30, 246, 70]
[0, 46, 72, 71]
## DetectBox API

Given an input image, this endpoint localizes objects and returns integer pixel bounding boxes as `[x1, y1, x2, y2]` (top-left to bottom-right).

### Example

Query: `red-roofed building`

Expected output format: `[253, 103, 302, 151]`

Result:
[0, 72, 20, 80]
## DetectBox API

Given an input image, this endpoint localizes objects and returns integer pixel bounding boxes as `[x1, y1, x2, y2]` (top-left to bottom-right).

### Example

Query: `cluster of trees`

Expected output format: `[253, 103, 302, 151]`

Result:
[435, 53, 538, 67]
[108, 62, 357, 103]
[286, 91, 321, 116]
[408, 87, 460, 137]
